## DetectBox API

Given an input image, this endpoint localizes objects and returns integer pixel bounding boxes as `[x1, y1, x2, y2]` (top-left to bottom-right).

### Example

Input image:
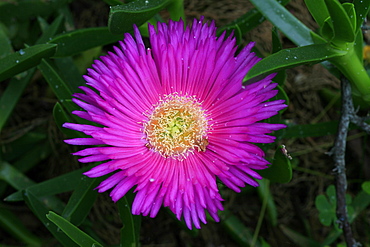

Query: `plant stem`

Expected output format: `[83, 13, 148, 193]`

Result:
[330, 46, 370, 103]
[331, 78, 357, 247]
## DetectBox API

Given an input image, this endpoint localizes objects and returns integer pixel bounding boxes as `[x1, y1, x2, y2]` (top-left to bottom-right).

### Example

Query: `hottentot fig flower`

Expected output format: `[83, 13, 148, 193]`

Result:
[63, 17, 287, 229]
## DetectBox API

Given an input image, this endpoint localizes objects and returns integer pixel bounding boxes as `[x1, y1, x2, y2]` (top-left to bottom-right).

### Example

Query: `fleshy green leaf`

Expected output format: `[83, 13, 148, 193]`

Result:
[215, 0, 293, 39]
[353, 0, 370, 32]
[244, 44, 346, 81]
[5, 165, 92, 202]
[257, 180, 277, 226]
[1, 131, 47, 162]
[102, 0, 123, 5]
[304, 0, 329, 28]
[320, 17, 335, 41]
[324, 0, 355, 46]
[117, 193, 141, 247]
[0, 68, 35, 131]
[354, 28, 364, 61]
[258, 145, 292, 183]
[342, 3, 356, 30]
[277, 121, 339, 138]
[0, 0, 69, 24]
[62, 176, 99, 226]
[271, 28, 286, 86]
[0, 24, 12, 58]
[0, 207, 42, 246]
[249, 0, 314, 46]
[50, 27, 122, 57]
[36, 14, 65, 45]
[220, 210, 256, 246]
[0, 161, 35, 191]
[0, 44, 57, 82]
[38, 59, 74, 109]
[361, 181, 370, 195]
[53, 102, 86, 138]
[108, 0, 171, 34]
[47, 211, 104, 247]
[24, 190, 79, 247]
[166, 0, 185, 21]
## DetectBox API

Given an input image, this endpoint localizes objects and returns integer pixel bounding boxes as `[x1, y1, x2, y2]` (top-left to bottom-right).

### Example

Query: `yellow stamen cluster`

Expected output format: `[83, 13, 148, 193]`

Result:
[144, 93, 209, 159]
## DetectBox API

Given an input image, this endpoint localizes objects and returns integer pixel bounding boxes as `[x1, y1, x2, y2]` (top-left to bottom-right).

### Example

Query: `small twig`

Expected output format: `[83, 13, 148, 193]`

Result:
[330, 78, 358, 247]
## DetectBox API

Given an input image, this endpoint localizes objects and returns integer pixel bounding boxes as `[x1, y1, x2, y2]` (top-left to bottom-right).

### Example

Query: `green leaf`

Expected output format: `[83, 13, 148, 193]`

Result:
[353, 0, 370, 32]
[244, 44, 346, 81]
[166, 0, 185, 21]
[50, 27, 122, 57]
[216, 0, 291, 39]
[1, 131, 47, 162]
[53, 57, 86, 92]
[5, 165, 92, 202]
[0, 207, 42, 246]
[47, 211, 104, 247]
[24, 190, 79, 247]
[0, 68, 35, 131]
[324, 0, 355, 46]
[117, 192, 141, 247]
[315, 185, 337, 227]
[12, 141, 51, 173]
[0, 44, 57, 82]
[53, 102, 86, 138]
[342, 3, 356, 29]
[108, 0, 171, 34]
[249, 0, 314, 46]
[320, 17, 335, 41]
[0, 0, 69, 24]
[304, 0, 329, 28]
[36, 15, 65, 45]
[361, 181, 370, 195]
[315, 195, 334, 226]
[353, 28, 364, 61]
[276, 121, 339, 139]
[271, 28, 286, 86]
[258, 145, 292, 183]
[220, 210, 256, 246]
[0, 24, 12, 59]
[38, 59, 73, 105]
[257, 180, 278, 226]
[62, 177, 99, 226]
[102, 0, 124, 5]
[351, 191, 370, 220]
[0, 161, 35, 191]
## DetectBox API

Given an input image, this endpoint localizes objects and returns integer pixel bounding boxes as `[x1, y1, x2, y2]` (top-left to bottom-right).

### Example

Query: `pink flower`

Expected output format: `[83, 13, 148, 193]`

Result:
[63, 17, 287, 229]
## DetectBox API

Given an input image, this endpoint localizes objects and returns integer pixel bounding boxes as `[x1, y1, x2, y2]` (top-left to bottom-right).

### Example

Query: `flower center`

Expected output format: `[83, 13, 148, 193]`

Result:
[144, 93, 209, 159]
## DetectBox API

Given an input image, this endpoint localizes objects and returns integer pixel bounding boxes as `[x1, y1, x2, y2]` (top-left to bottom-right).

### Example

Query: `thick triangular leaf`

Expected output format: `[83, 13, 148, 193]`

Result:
[244, 44, 346, 81]
[46, 211, 103, 247]
[0, 44, 57, 82]
[108, 0, 171, 34]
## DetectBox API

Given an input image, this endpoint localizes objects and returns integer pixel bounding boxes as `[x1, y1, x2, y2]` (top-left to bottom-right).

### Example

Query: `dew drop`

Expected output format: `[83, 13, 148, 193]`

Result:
[149, 178, 155, 182]
[15, 60, 19, 63]
[55, 85, 59, 89]
[19, 49, 25, 55]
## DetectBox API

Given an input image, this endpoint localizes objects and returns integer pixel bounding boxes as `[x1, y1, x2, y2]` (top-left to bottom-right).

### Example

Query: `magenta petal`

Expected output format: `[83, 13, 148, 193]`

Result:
[63, 17, 287, 230]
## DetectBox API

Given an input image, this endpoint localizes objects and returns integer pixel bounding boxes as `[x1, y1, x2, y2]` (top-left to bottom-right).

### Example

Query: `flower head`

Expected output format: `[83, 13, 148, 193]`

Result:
[63, 17, 287, 229]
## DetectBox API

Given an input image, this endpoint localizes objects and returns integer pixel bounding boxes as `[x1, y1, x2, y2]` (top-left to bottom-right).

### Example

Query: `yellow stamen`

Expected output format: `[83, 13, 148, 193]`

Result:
[143, 93, 209, 159]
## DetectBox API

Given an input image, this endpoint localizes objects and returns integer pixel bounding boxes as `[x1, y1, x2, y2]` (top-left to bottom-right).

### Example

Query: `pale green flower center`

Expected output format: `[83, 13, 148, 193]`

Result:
[144, 93, 209, 159]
